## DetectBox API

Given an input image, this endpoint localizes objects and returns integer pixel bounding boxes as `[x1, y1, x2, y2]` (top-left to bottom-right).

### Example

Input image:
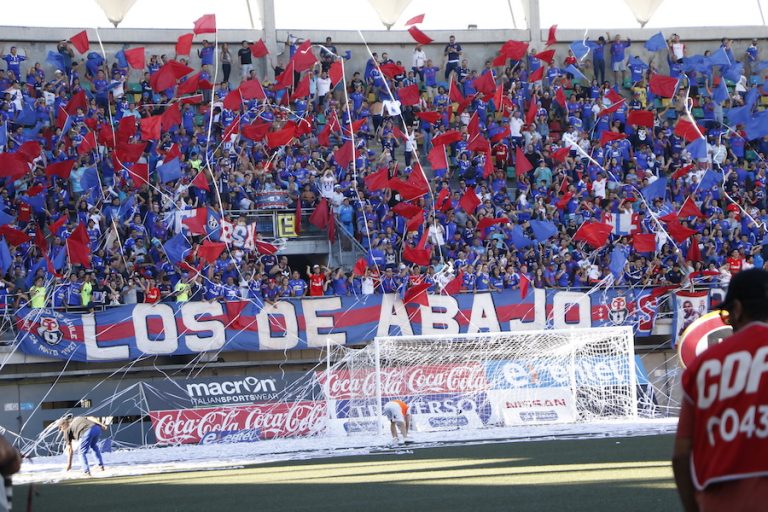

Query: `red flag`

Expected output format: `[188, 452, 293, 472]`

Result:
[45, 159, 75, 179]
[70, 222, 90, 246]
[559, 177, 570, 194]
[70, 30, 89, 54]
[633, 233, 656, 253]
[291, 72, 311, 100]
[0, 226, 30, 246]
[77, 131, 97, 155]
[546, 24, 558, 46]
[678, 197, 704, 218]
[449, 79, 465, 103]
[193, 14, 216, 35]
[255, 240, 279, 255]
[190, 171, 210, 191]
[397, 84, 421, 106]
[555, 87, 567, 108]
[241, 121, 270, 141]
[552, 146, 570, 162]
[176, 33, 194, 55]
[408, 26, 433, 45]
[525, 95, 538, 125]
[515, 146, 533, 176]
[198, 240, 226, 264]
[295, 200, 302, 236]
[672, 164, 694, 180]
[380, 62, 406, 79]
[292, 40, 317, 72]
[240, 78, 267, 100]
[490, 127, 511, 143]
[266, 125, 296, 148]
[687, 239, 702, 262]
[34, 228, 48, 254]
[165, 144, 182, 162]
[125, 47, 145, 69]
[443, 271, 464, 295]
[18, 141, 41, 163]
[182, 208, 207, 235]
[140, 115, 162, 140]
[127, 163, 149, 187]
[674, 118, 706, 143]
[250, 39, 269, 58]
[353, 257, 368, 276]
[66, 239, 90, 268]
[573, 222, 613, 248]
[665, 219, 698, 244]
[556, 191, 574, 210]
[649, 74, 679, 98]
[473, 72, 496, 97]
[606, 88, 623, 104]
[519, 274, 530, 300]
[459, 187, 481, 214]
[393, 202, 422, 219]
[431, 130, 462, 147]
[476, 217, 509, 236]
[274, 66, 294, 90]
[533, 49, 556, 64]
[48, 216, 68, 236]
[116, 116, 135, 142]
[403, 236, 431, 266]
[493, 83, 504, 108]
[406, 212, 424, 233]
[309, 198, 331, 229]
[491, 53, 508, 68]
[66, 90, 88, 115]
[597, 100, 625, 117]
[0, 153, 29, 181]
[599, 131, 627, 147]
[427, 145, 448, 170]
[329, 60, 343, 87]
[177, 72, 202, 95]
[436, 188, 451, 212]
[405, 13, 425, 25]
[467, 134, 489, 153]
[501, 40, 529, 60]
[222, 89, 243, 111]
[333, 140, 355, 169]
[415, 111, 441, 124]
[528, 66, 545, 83]
[364, 167, 390, 191]
[627, 109, 655, 128]
[116, 142, 146, 163]
[404, 282, 431, 306]
[161, 103, 182, 131]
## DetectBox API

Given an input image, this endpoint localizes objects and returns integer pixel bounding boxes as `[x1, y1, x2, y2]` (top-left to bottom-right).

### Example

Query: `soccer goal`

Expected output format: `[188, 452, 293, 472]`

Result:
[321, 327, 637, 436]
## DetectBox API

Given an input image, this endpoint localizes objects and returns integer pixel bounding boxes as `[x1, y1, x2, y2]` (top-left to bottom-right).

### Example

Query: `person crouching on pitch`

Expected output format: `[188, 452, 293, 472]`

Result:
[383, 400, 411, 445]
[59, 415, 107, 476]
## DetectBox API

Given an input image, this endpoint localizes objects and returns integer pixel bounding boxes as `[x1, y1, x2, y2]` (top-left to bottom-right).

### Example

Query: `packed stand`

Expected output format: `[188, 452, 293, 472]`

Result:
[0, 29, 767, 311]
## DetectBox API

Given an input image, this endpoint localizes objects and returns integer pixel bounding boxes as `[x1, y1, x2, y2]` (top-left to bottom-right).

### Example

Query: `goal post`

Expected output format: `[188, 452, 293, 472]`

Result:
[323, 326, 637, 436]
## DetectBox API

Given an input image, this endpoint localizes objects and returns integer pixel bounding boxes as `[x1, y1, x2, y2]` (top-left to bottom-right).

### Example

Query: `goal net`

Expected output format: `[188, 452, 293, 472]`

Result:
[320, 326, 637, 436]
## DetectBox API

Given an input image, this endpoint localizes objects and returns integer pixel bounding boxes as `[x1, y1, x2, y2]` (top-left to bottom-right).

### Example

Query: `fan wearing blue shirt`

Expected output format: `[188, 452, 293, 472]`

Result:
[2, 46, 27, 80]
[607, 33, 631, 85]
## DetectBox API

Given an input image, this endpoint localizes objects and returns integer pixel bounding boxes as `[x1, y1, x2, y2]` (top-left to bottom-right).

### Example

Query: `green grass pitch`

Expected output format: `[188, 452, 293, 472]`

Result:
[17, 434, 677, 512]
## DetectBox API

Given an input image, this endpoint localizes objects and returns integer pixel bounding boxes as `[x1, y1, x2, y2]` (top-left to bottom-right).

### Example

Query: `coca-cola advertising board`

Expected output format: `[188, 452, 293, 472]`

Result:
[315, 363, 490, 400]
[149, 401, 327, 445]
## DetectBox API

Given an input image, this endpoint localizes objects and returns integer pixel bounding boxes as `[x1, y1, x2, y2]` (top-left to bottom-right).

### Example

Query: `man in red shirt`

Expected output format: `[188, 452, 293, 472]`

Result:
[673, 268, 768, 511]
[144, 278, 160, 303]
[306, 264, 327, 297]
[726, 250, 743, 275]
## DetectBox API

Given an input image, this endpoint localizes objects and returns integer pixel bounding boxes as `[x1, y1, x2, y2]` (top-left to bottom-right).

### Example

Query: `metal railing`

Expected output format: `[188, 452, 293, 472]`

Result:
[225, 207, 327, 239]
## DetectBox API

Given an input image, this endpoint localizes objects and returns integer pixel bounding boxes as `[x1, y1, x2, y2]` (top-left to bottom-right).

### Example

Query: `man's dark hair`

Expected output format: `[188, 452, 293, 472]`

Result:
[722, 268, 768, 321]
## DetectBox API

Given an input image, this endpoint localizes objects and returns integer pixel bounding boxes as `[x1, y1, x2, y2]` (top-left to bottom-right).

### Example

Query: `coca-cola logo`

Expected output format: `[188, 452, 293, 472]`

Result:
[317, 364, 489, 399]
[150, 402, 327, 444]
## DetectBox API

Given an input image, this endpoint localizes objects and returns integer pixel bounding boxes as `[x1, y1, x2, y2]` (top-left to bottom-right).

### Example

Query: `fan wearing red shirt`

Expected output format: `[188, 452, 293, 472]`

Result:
[673, 268, 768, 512]
[307, 264, 327, 297]
[726, 250, 743, 275]
[492, 141, 509, 169]
[144, 278, 161, 303]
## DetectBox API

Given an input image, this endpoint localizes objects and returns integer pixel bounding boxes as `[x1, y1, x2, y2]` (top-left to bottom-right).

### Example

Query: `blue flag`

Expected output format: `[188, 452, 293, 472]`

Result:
[206, 207, 222, 241]
[745, 87, 759, 110]
[80, 167, 100, 191]
[569, 41, 591, 61]
[163, 233, 191, 265]
[20, 193, 45, 213]
[724, 62, 744, 82]
[685, 138, 708, 160]
[727, 104, 752, 126]
[644, 32, 666, 52]
[0, 210, 14, 227]
[14, 101, 36, 126]
[564, 64, 587, 82]
[745, 110, 768, 141]
[698, 170, 722, 191]
[510, 224, 534, 249]
[713, 78, 729, 104]
[529, 220, 558, 242]
[0, 121, 6, 147]
[0, 239, 12, 276]
[709, 47, 731, 67]
[45, 51, 66, 71]
[608, 247, 627, 280]
[118, 195, 136, 221]
[25, 258, 47, 288]
[641, 177, 667, 203]
[52, 249, 67, 271]
[157, 158, 182, 183]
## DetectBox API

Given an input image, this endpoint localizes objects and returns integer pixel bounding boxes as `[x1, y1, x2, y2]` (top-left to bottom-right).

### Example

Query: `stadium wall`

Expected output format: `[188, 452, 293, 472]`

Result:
[1, 26, 766, 86]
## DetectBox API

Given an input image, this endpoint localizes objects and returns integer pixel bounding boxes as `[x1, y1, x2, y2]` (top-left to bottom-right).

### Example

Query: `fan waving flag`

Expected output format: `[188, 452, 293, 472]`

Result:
[193, 14, 216, 35]
[459, 188, 480, 214]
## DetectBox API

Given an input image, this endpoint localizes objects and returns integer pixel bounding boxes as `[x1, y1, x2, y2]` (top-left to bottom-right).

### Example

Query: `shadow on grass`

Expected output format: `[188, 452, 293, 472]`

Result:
[16, 435, 679, 512]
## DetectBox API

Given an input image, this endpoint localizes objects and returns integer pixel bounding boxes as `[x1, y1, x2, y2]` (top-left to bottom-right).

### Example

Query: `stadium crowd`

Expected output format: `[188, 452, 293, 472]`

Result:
[0, 27, 767, 310]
